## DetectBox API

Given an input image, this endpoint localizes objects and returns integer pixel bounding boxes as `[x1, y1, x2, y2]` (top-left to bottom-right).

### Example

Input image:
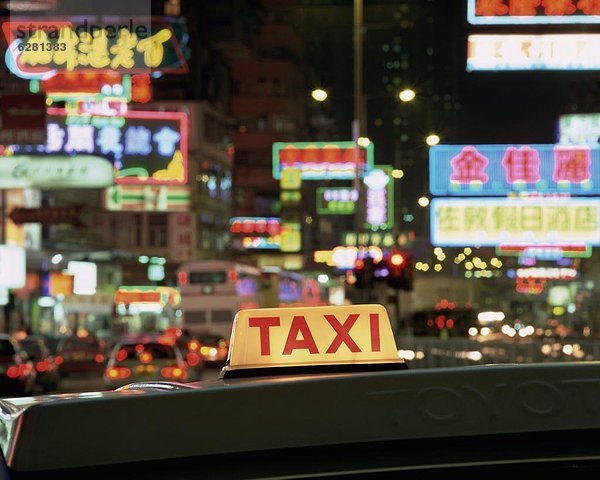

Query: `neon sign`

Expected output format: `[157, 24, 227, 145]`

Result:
[430, 144, 600, 196]
[364, 165, 394, 230]
[104, 185, 190, 212]
[229, 217, 281, 236]
[316, 188, 358, 215]
[343, 231, 397, 248]
[467, 34, 600, 71]
[431, 197, 600, 246]
[559, 114, 600, 145]
[273, 141, 374, 180]
[241, 237, 281, 250]
[496, 244, 592, 258]
[3, 21, 189, 74]
[516, 277, 546, 294]
[467, 0, 600, 24]
[516, 267, 577, 280]
[12, 108, 189, 185]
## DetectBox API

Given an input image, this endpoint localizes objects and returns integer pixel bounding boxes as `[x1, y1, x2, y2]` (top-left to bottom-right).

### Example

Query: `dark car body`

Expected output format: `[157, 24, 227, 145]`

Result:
[0, 335, 36, 397]
[16, 336, 60, 393]
[55, 335, 106, 376]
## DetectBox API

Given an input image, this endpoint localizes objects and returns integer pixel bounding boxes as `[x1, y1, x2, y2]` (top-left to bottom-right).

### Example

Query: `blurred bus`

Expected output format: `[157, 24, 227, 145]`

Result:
[177, 262, 326, 337]
[177, 261, 261, 337]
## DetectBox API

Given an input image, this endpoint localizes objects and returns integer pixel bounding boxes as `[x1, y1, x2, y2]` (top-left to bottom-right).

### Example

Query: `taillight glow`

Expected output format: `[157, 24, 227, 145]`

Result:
[36, 361, 50, 372]
[6, 366, 20, 378]
[54, 355, 64, 365]
[106, 367, 131, 380]
[116, 349, 128, 362]
[135, 344, 144, 353]
[188, 340, 200, 352]
[139, 352, 153, 364]
[161, 366, 185, 379]
[186, 352, 200, 366]
[95, 353, 105, 363]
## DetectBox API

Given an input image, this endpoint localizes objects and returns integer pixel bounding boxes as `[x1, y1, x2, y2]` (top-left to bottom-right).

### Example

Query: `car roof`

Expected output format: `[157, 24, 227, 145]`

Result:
[2, 362, 600, 473]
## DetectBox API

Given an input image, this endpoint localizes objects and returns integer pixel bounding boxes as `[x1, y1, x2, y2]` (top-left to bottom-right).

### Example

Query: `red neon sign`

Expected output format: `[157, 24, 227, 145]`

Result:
[450, 146, 489, 184]
[552, 146, 591, 183]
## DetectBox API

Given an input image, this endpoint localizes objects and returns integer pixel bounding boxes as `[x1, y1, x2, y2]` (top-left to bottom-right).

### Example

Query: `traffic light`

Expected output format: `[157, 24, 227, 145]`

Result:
[387, 250, 414, 291]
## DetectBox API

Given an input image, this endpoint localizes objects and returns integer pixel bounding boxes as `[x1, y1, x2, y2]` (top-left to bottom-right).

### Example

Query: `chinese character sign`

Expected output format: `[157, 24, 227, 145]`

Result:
[467, 34, 600, 71]
[14, 108, 188, 185]
[3, 20, 189, 74]
[431, 198, 600, 246]
[468, 0, 600, 24]
[273, 142, 374, 180]
[430, 144, 600, 196]
[316, 188, 358, 215]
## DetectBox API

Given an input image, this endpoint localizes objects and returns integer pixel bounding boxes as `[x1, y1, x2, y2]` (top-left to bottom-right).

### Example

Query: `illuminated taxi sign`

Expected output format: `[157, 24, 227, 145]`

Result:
[223, 304, 403, 376]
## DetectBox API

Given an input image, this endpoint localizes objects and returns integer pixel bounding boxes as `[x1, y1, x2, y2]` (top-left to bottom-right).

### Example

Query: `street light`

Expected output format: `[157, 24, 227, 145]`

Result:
[418, 196, 430, 207]
[426, 134, 440, 146]
[398, 88, 416, 103]
[311, 88, 328, 102]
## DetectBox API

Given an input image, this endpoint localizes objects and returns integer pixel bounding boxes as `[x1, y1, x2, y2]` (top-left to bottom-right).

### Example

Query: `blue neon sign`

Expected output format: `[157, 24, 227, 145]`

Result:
[430, 144, 600, 196]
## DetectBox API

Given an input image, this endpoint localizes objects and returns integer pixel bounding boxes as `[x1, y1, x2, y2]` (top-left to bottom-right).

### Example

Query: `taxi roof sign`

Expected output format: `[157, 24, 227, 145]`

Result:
[222, 304, 405, 377]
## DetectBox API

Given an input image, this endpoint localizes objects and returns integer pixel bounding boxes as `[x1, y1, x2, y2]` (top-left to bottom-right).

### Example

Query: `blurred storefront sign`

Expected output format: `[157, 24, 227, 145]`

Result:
[558, 114, 600, 145]
[0, 155, 113, 189]
[431, 197, 600, 246]
[467, 0, 600, 25]
[103, 185, 190, 211]
[0, 245, 26, 289]
[0, 94, 46, 144]
[273, 142, 373, 180]
[430, 144, 600, 196]
[41, 272, 74, 297]
[168, 213, 194, 262]
[9, 206, 83, 226]
[2, 189, 41, 249]
[467, 34, 600, 71]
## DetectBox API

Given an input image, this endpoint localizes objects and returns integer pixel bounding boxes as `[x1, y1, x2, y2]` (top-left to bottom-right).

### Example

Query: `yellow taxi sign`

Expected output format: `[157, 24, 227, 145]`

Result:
[223, 304, 403, 375]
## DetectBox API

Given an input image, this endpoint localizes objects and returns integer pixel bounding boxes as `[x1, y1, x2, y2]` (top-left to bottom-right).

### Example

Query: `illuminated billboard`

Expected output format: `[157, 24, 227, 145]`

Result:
[364, 166, 394, 230]
[272, 142, 374, 180]
[12, 108, 188, 185]
[467, 34, 600, 71]
[429, 144, 600, 196]
[316, 188, 358, 215]
[559, 114, 600, 145]
[431, 197, 600, 246]
[467, 0, 600, 25]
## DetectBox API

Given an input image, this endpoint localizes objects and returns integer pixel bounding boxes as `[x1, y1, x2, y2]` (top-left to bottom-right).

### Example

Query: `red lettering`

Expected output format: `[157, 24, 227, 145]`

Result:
[370, 313, 381, 352]
[282, 316, 319, 355]
[248, 316, 280, 356]
[325, 314, 361, 354]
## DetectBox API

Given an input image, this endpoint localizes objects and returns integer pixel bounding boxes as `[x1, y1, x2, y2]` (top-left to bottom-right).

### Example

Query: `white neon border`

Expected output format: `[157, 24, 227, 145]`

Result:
[430, 197, 600, 247]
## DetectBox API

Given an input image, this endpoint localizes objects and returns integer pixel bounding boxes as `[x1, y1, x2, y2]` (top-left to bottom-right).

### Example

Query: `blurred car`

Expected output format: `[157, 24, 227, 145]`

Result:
[15, 335, 60, 392]
[0, 334, 36, 396]
[55, 334, 106, 377]
[197, 334, 229, 364]
[103, 335, 189, 388]
[161, 327, 204, 380]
